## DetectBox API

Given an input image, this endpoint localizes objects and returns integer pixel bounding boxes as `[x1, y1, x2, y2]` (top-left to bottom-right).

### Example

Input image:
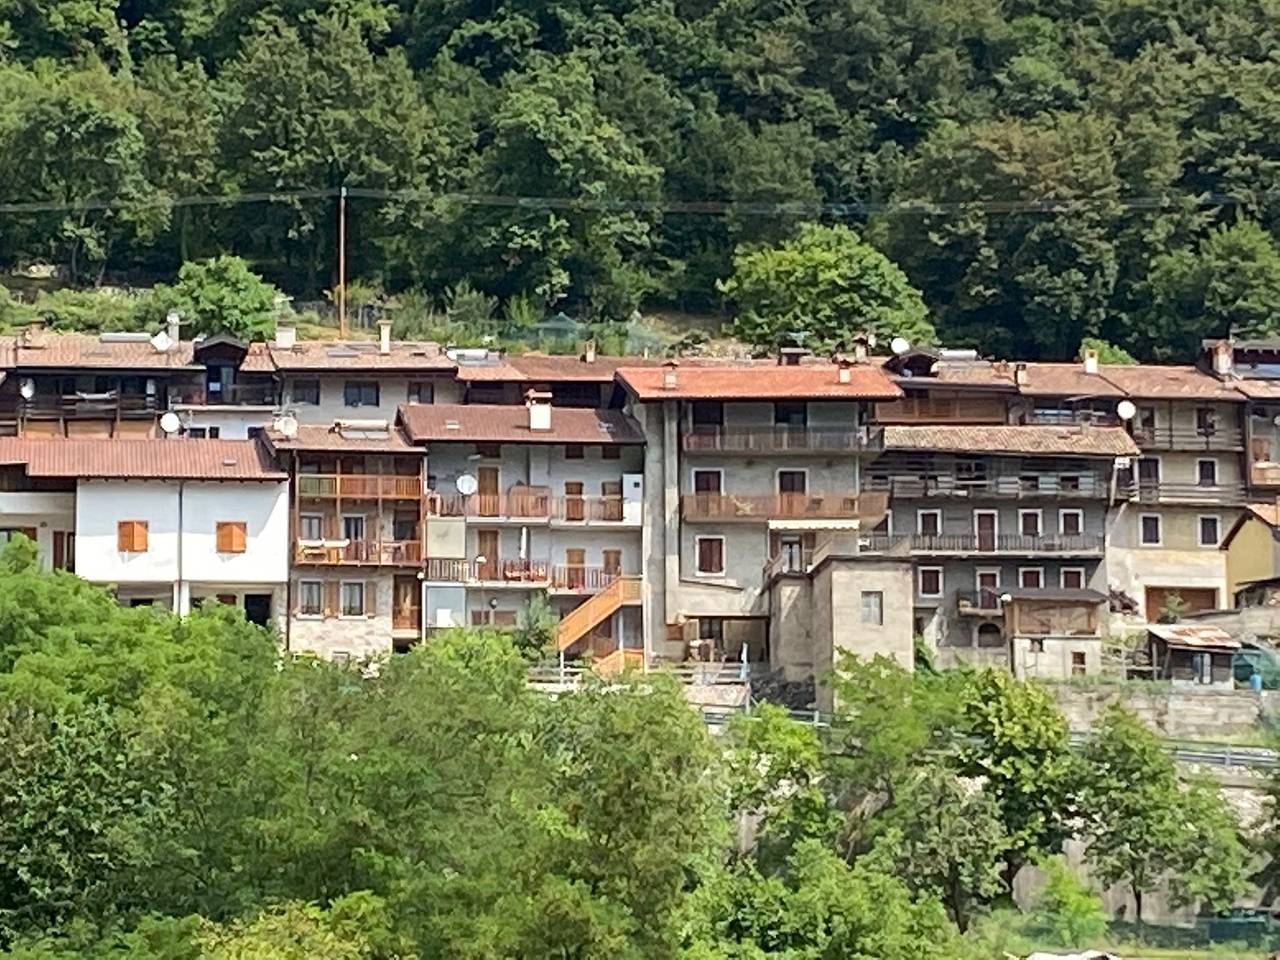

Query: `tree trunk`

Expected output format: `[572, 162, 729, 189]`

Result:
[1133, 883, 1143, 930]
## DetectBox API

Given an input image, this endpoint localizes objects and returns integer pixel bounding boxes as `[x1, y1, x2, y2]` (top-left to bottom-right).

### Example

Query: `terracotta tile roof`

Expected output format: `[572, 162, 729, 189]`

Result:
[451, 352, 663, 383]
[1245, 502, 1280, 528]
[262, 422, 417, 454]
[1098, 364, 1244, 401]
[1229, 378, 1280, 399]
[618, 362, 901, 400]
[239, 341, 276, 372]
[1147, 622, 1239, 650]
[884, 424, 1139, 457]
[0, 438, 285, 479]
[928, 362, 1017, 390]
[398, 402, 644, 444]
[10, 333, 199, 370]
[1017, 363, 1127, 398]
[267, 340, 456, 372]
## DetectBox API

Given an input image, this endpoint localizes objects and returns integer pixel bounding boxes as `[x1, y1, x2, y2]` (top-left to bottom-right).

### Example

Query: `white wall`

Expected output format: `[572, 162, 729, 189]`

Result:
[181, 409, 274, 440]
[75, 480, 289, 591]
[283, 374, 463, 425]
[0, 491, 75, 570]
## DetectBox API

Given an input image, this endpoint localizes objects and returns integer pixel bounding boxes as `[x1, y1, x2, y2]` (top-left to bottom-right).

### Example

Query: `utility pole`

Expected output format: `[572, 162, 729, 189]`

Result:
[337, 185, 348, 339]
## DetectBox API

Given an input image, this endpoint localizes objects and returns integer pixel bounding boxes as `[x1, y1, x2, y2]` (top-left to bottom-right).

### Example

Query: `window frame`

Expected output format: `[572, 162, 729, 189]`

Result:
[1018, 566, 1045, 589]
[916, 509, 942, 537]
[116, 519, 149, 553]
[776, 467, 808, 495]
[343, 380, 379, 408]
[407, 381, 435, 405]
[298, 513, 324, 541]
[1058, 508, 1084, 537]
[563, 444, 586, 460]
[1139, 512, 1163, 547]
[292, 379, 321, 405]
[691, 468, 724, 495]
[1197, 514, 1222, 548]
[694, 535, 726, 577]
[860, 590, 884, 626]
[339, 580, 366, 618]
[1196, 458, 1219, 488]
[1060, 566, 1087, 590]
[1018, 508, 1043, 538]
[215, 520, 247, 554]
[298, 580, 324, 618]
[917, 565, 944, 598]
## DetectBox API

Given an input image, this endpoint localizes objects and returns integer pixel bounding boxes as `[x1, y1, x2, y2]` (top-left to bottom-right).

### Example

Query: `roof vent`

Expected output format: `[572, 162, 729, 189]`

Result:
[445, 419, 460, 430]
[836, 358, 854, 384]
[779, 346, 810, 366]
[526, 389, 552, 431]
[222, 458, 238, 467]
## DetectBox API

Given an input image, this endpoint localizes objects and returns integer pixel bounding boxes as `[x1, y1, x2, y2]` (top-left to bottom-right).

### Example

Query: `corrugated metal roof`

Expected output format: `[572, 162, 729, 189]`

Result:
[0, 437, 285, 479]
[884, 424, 1139, 457]
[1147, 622, 1240, 650]
[618, 362, 901, 400]
[399, 402, 644, 444]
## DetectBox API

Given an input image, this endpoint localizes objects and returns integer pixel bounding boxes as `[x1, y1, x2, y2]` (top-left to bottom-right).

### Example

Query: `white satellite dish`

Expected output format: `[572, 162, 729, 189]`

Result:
[1116, 400, 1137, 421]
[149, 330, 174, 354]
[455, 473, 478, 496]
[1273, 414, 1280, 428]
[159, 412, 182, 434]
[18, 378, 35, 400]
[275, 414, 299, 438]
[890, 336, 911, 356]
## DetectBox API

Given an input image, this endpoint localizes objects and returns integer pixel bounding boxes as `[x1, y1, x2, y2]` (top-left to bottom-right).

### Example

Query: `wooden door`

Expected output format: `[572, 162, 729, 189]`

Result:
[392, 576, 420, 630]
[1145, 586, 1217, 621]
[565, 547, 586, 590]
[478, 466, 500, 517]
[975, 511, 997, 552]
[477, 530, 499, 581]
[564, 481, 585, 521]
[600, 480, 622, 521]
[976, 570, 1000, 610]
[777, 470, 807, 516]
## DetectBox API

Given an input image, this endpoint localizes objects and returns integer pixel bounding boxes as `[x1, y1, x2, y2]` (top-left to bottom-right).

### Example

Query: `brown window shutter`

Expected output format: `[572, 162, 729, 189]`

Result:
[135, 522, 148, 552]
[365, 580, 378, 617]
[216, 523, 230, 552]
[217, 521, 247, 554]
[52, 531, 64, 569]
[117, 521, 131, 552]
[324, 581, 340, 619]
[234, 523, 247, 553]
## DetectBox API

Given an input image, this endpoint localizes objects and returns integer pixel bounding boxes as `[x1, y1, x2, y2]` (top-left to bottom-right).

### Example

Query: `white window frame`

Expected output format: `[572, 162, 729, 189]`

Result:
[917, 565, 944, 598]
[860, 590, 884, 626]
[298, 513, 324, 541]
[972, 509, 999, 540]
[1017, 509, 1043, 538]
[1139, 512, 1163, 547]
[338, 580, 366, 619]
[1059, 566, 1087, 590]
[975, 567, 1002, 590]
[916, 509, 942, 537]
[775, 467, 809, 495]
[694, 535, 726, 577]
[1196, 458, 1219, 487]
[1018, 566, 1045, 589]
[1197, 513, 1222, 548]
[690, 467, 724, 495]
[1058, 508, 1084, 536]
[297, 579, 324, 618]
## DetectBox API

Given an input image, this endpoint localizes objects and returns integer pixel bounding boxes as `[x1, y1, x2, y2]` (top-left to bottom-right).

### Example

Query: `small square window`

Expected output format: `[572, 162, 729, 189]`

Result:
[1059, 510, 1083, 536]
[1197, 459, 1218, 487]
[292, 380, 320, 405]
[1198, 515, 1221, 547]
[917, 511, 940, 537]
[1140, 514, 1162, 546]
[216, 521, 247, 554]
[692, 470, 722, 494]
[861, 591, 884, 626]
[1061, 568, 1085, 590]
[340, 582, 365, 617]
[343, 381, 379, 407]
[696, 537, 724, 575]
[407, 381, 435, 404]
[601, 446, 621, 460]
[299, 514, 323, 540]
[1071, 651, 1087, 676]
[1019, 511, 1042, 537]
[564, 444, 585, 460]
[299, 581, 323, 616]
[918, 567, 942, 597]
[1019, 568, 1044, 589]
[116, 520, 148, 553]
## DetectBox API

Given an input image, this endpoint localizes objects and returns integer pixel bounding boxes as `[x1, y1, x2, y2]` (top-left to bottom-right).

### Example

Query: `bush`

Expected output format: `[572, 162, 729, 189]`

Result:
[1034, 855, 1109, 948]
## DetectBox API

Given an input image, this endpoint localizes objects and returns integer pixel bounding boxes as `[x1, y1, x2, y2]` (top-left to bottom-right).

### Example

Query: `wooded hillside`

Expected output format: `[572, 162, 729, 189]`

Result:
[3, 0, 1280, 359]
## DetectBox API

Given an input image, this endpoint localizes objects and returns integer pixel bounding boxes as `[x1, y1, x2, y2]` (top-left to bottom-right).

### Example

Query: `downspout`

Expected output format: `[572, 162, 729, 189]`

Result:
[176, 479, 185, 615]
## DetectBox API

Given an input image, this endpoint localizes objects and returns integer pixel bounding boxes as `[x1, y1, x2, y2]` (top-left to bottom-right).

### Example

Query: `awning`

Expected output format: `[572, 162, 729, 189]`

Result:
[1147, 622, 1240, 651]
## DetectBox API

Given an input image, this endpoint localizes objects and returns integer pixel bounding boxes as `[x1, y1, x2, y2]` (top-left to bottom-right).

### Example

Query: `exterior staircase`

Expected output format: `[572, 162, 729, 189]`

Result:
[555, 576, 642, 652]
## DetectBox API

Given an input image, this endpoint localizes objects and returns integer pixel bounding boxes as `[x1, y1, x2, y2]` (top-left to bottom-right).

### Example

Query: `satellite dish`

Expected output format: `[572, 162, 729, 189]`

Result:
[159, 412, 182, 435]
[1116, 400, 1137, 421]
[149, 330, 174, 354]
[275, 414, 299, 438]
[18, 378, 35, 400]
[1272, 414, 1280, 428]
[455, 473, 478, 496]
[890, 336, 911, 356]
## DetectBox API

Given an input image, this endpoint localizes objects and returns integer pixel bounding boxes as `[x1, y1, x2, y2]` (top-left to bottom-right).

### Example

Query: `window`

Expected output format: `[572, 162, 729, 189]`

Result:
[692, 469, 723, 494]
[340, 581, 365, 617]
[116, 520, 148, 553]
[860, 591, 884, 626]
[393, 514, 417, 542]
[696, 537, 724, 575]
[343, 381, 379, 407]
[407, 381, 435, 404]
[564, 444, 585, 460]
[774, 401, 807, 426]
[917, 510, 941, 537]
[342, 515, 365, 542]
[1140, 513, 1162, 546]
[187, 427, 207, 439]
[601, 446, 621, 460]
[1059, 509, 1083, 537]
[216, 521, 247, 553]
[1197, 459, 1218, 487]
[691, 401, 723, 427]
[299, 514, 323, 540]
[475, 443, 501, 459]
[1019, 567, 1044, 589]
[1071, 651, 1087, 676]
[1198, 515, 1221, 547]
[292, 379, 320, 405]
[777, 470, 807, 494]
[918, 566, 943, 598]
[1019, 510, 1042, 538]
[298, 581, 323, 616]
[1060, 567, 1086, 590]
[1196, 406, 1217, 436]
[602, 549, 622, 577]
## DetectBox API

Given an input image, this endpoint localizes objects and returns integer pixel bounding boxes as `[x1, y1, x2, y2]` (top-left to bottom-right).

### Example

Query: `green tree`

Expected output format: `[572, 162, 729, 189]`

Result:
[160, 256, 282, 340]
[1078, 705, 1245, 924]
[1034, 855, 1108, 948]
[719, 223, 934, 352]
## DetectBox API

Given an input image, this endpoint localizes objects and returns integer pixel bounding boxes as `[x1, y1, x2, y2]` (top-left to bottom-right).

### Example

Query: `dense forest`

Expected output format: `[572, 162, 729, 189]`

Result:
[0, 539, 1261, 958]
[4, 0, 1280, 359]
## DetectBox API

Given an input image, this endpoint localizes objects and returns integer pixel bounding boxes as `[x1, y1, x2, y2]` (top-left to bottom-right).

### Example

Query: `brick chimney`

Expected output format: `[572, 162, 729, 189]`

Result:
[274, 320, 297, 351]
[526, 389, 552, 431]
[1211, 339, 1234, 377]
[662, 359, 679, 390]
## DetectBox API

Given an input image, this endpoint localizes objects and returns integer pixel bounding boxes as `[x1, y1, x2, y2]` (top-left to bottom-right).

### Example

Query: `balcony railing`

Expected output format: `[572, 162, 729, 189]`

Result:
[422, 557, 628, 591]
[427, 492, 633, 523]
[1252, 462, 1280, 487]
[682, 425, 883, 454]
[298, 474, 422, 499]
[171, 382, 279, 406]
[1026, 410, 1121, 427]
[862, 533, 1104, 555]
[865, 474, 1105, 499]
[1124, 480, 1248, 505]
[1131, 424, 1244, 451]
[294, 539, 423, 565]
[392, 607, 422, 631]
[957, 589, 1005, 614]
[19, 393, 159, 420]
[681, 491, 888, 522]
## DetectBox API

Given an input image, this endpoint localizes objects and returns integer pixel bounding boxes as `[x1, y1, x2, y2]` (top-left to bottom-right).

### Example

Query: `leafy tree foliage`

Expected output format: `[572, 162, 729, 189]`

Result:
[159, 256, 283, 339]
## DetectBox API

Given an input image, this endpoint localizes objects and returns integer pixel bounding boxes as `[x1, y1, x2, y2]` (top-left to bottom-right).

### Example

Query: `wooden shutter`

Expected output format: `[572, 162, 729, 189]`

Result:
[602, 549, 622, 577]
[324, 581, 340, 619]
[365, 580, 378, 617]
[52, 531, 65, 570]
[217, 522, 247, 553]
[117, 520, 147, 552]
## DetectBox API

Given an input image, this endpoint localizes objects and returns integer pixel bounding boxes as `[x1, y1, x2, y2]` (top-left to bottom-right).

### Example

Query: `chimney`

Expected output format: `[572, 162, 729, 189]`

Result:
[663, 359, 679, 390]
[526, 389, 552, 431]
[1014, 362, 1029, 386]
[166, 310, 181, 344]
[836, 358, 853, 384]
[274, 320, 297, 351]
[1212, 339, 1234, 377]
[378, 318, 393, 356]
[1082, 348, 1099, 375]
[582, 339, 597, 364]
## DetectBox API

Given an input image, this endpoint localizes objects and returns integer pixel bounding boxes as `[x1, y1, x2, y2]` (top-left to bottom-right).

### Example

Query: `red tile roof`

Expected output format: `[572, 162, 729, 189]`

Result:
[885, 424, 1139, 457]
[267, 340, 456, 371]
[1098, 364, 1243, 401]
[398, 402, 644, 444]
[617, 362, 901, 400]
[5, 333, 200, 370]
[1018, 363, 1127, 398]
[0, 438, 285, 479]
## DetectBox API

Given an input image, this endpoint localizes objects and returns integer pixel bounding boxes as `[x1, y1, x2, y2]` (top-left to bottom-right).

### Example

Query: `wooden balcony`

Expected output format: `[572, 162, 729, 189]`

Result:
[19, 393, 159, 421]
[1124, 480, 1248, 506]
[294, 539, 423, 565]
[682, 425, 883, 454]
[297, 474, 422, 499]
[1251, 462, 1280, 487]
[875, 395, 1007, 425]
[422, 557, 630, 591]
[427, 492, 633, 523]
[866, 474, 1106, 500]
[1131, 424, 1243, 451]
[957, 590, 1005, 615]
[681, 491, 888, 522]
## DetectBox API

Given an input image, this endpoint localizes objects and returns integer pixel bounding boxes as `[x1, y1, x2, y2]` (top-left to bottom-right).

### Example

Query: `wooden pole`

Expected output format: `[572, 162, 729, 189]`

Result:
[337, 185, 348, 339]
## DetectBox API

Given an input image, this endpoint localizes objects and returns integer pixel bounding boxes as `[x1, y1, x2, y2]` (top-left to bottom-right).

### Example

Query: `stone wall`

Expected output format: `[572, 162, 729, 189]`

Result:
[1052, 683, 1278, 738]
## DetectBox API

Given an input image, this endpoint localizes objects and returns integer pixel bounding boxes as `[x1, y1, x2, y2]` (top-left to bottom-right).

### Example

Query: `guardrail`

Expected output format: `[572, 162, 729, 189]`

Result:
[865, 475, 1105, 499]
[297, 474, 422, 499]
[682, 425, 883, 454]
[427, 493, 631, 522]
[861, 533, 1104, 555]
[681, 491, 887, 521]
[295, 539, 423, 564]
[1132, 424, 1244, 450]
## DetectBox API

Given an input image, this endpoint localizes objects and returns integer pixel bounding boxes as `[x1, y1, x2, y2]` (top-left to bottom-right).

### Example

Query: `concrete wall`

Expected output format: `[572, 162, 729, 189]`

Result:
[1225, 515, 1278, 598]
[180, 408, 274, 439]
[289, 572, 395, 659]
[1052, 684, 1275, 738]
[282, 373, 463, 425]
[1108, 503, 1230, 615]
